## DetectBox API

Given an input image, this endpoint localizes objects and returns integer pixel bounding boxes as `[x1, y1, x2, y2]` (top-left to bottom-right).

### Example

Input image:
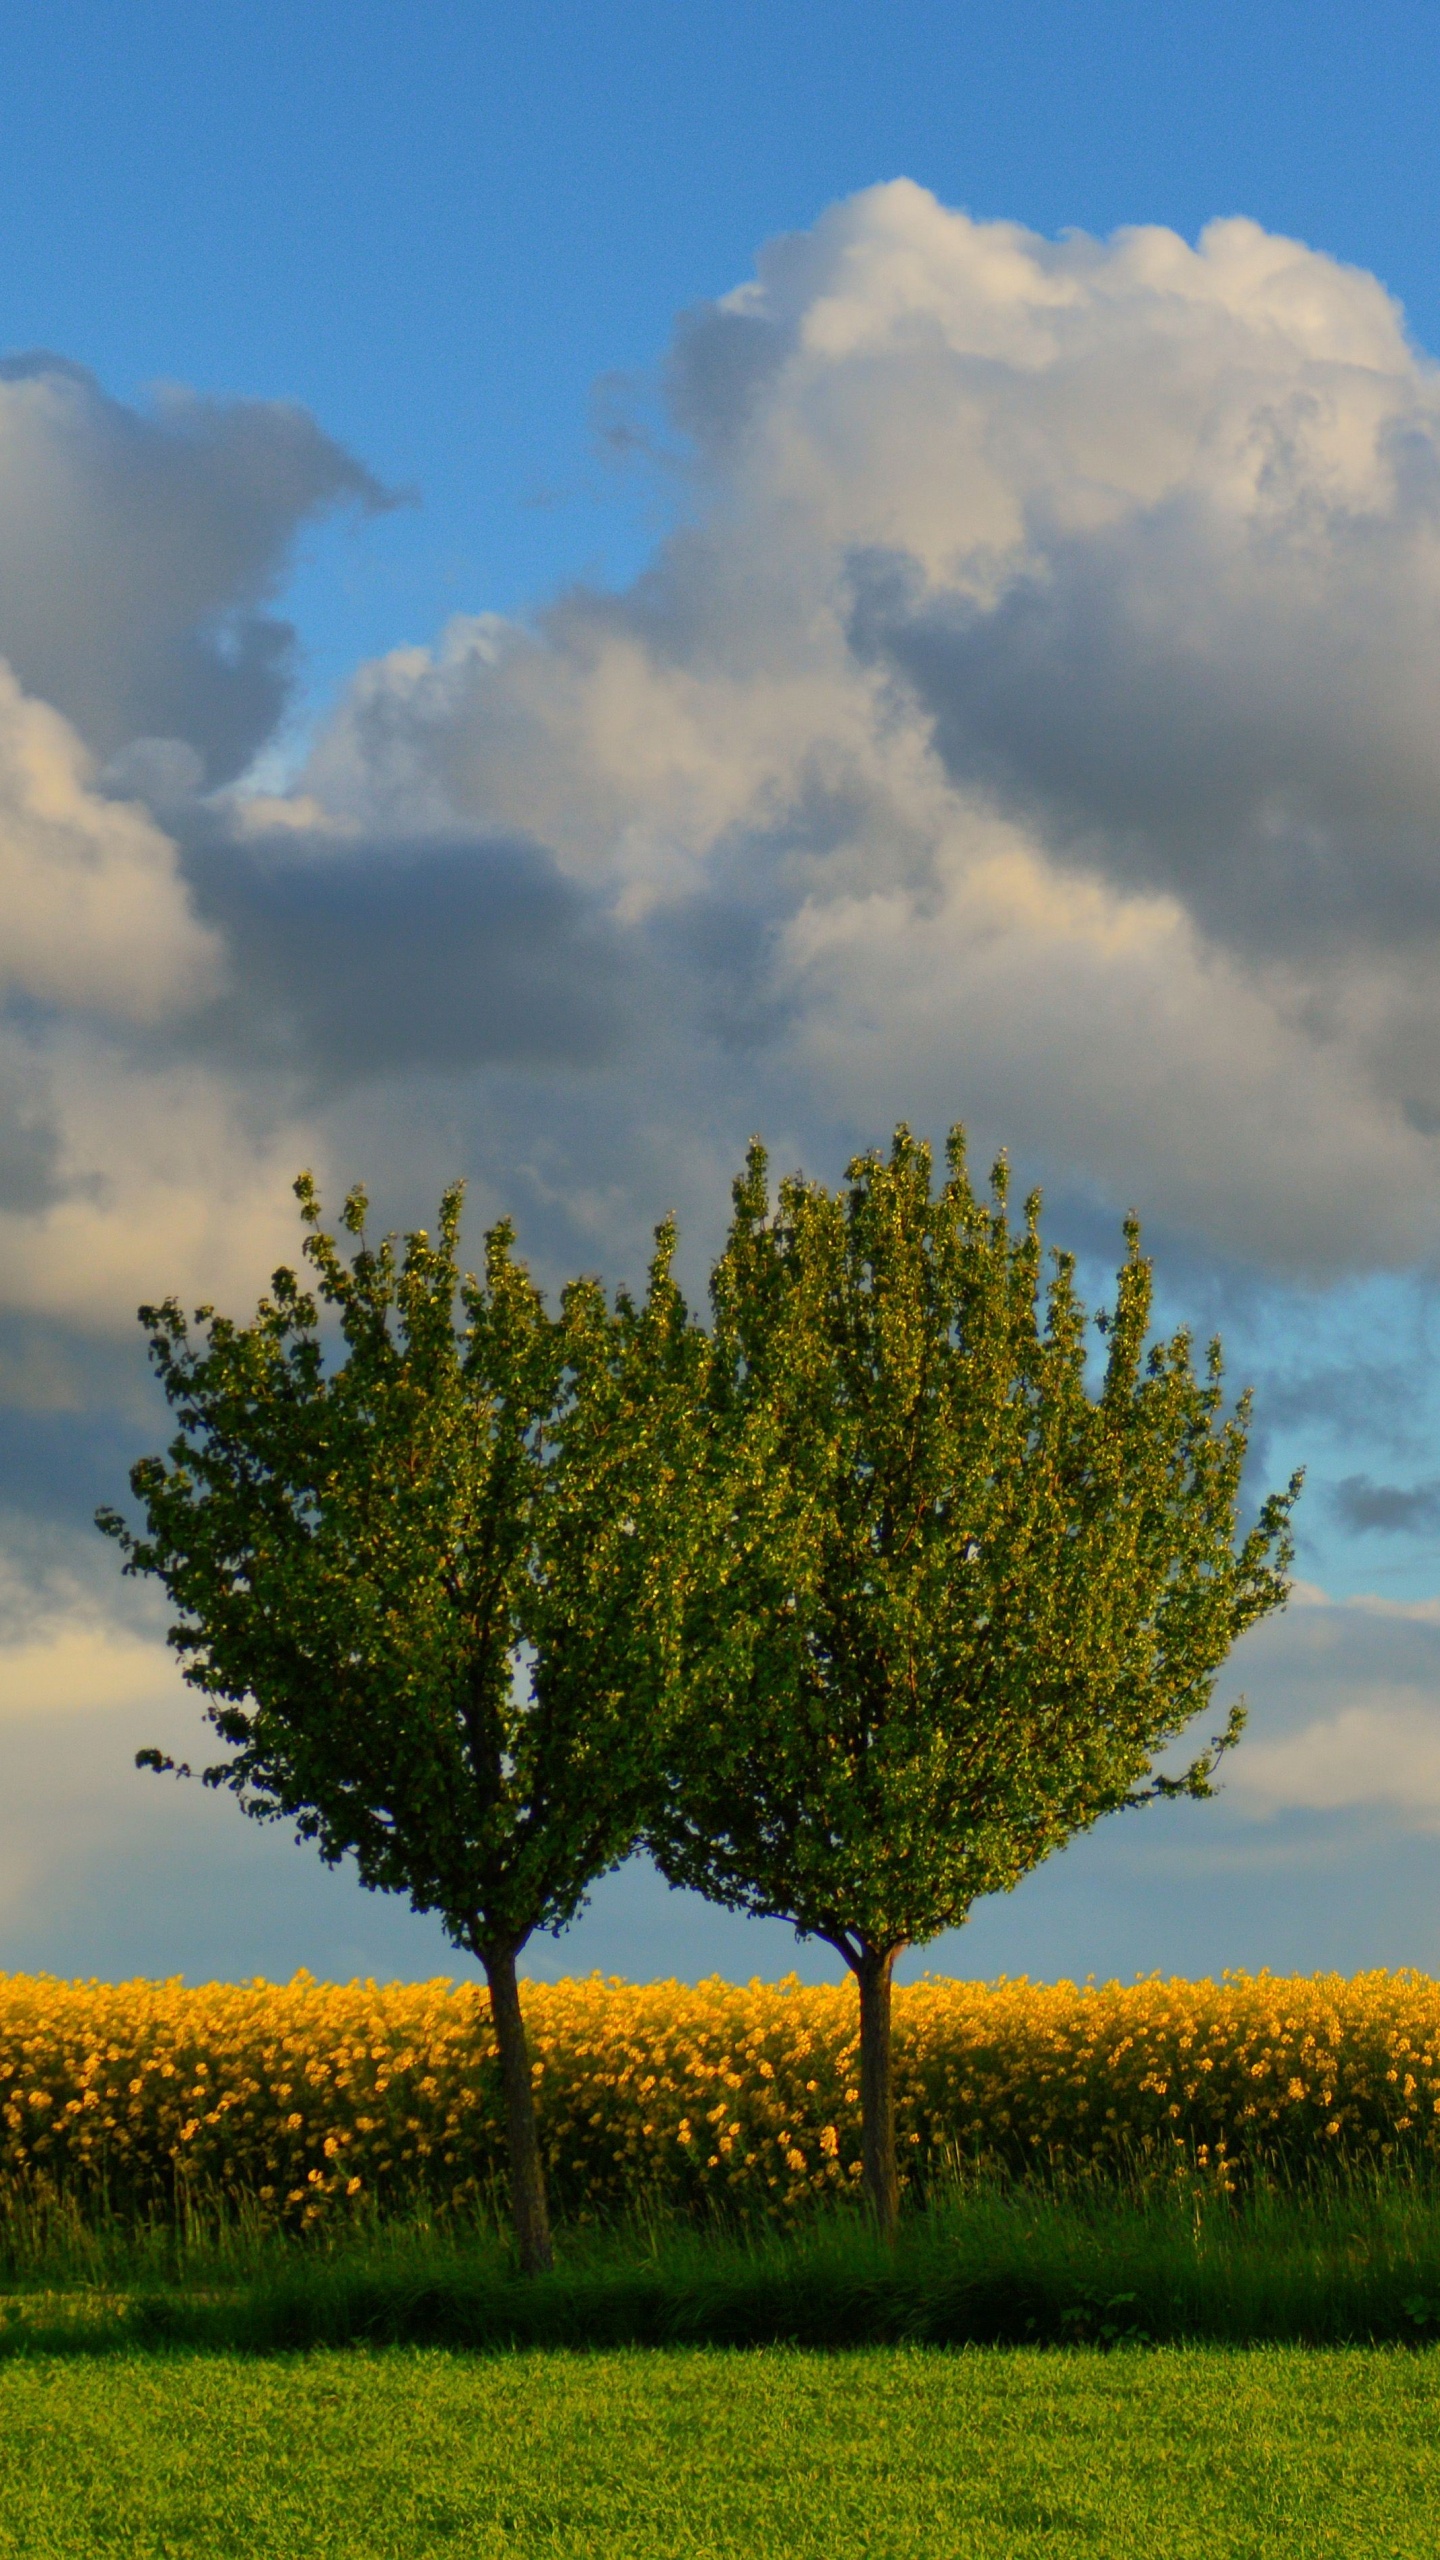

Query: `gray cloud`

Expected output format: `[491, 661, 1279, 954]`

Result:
[849, 471, 1440, 966]
[185, 823, 637, 1085]
[1251, 1360, 1427, 1449]
[0, 1087, 65, 1216]
[665, 299, 788, 460]
[1331, 1474, 1440, 1535]
[0, 354, 389, 781]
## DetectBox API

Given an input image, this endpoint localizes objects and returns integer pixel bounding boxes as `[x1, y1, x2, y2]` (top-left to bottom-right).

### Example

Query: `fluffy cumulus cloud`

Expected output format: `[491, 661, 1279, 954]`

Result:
[12, 185, 1440, 1353]
[0, 661, 219, 1025]
[0, 359, 389, 1343]
[8, 173, 1440, 1551]
[296, 186, 1440, 1274]
[0, 353, 386, 783]
[0, 675, 310, 1335]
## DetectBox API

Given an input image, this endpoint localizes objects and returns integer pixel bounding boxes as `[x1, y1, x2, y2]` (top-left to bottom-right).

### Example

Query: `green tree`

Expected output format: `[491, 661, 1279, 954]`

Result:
[649, 1127, 1300, 2237]
[99, 1177, 695, 2274]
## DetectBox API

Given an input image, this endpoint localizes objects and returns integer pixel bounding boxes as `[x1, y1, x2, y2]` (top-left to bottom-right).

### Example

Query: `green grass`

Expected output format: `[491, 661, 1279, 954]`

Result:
[0, 2343, 1437, 2556]
[4, 2183, 1438, 2553]
[4, 2170, 1440, 2351]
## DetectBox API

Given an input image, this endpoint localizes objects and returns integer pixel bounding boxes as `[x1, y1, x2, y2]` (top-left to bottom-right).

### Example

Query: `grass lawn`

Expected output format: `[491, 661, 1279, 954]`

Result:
[0, 2346, 1435, 2557]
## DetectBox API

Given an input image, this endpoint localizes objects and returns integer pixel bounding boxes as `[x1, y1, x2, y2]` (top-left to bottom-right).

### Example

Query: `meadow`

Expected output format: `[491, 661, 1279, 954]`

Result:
[1, 2344, 1437, 2557]
[6, 1968, 1440, 2554]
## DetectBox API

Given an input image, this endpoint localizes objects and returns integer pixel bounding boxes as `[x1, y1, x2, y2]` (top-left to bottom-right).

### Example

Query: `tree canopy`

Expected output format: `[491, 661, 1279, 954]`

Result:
[647, 1127, 1301, 2232]
[99, 1176, 697, 2272]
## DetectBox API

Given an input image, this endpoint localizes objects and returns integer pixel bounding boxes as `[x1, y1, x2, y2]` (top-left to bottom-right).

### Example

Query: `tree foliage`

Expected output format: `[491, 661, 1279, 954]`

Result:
[648, 1127, 1301, 2232]
[99, 1176, 696, 2272]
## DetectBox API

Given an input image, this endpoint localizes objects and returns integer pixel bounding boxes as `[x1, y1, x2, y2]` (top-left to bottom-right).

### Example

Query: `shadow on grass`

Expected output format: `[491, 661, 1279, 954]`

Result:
[3, 2169, 1440, 2356]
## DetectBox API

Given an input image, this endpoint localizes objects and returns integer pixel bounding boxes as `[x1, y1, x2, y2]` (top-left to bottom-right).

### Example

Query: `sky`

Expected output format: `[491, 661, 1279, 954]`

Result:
[5, 0, 1440, 1987]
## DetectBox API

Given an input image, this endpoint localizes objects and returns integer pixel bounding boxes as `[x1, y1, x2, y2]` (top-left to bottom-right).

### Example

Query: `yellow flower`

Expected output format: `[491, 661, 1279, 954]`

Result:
[0, 1965, 1436, 2228]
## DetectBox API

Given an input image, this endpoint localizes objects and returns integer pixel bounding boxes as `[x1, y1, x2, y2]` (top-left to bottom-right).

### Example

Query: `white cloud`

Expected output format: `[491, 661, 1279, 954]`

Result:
[0, 1040, 325, 1334]
[300, 185, 1440, 1274]
[0, 1621, 181, 1724]
[779, 827, 1439, 1267]
[0, 662, 219, 1024]
[14, 186, 1440, 1350]
[1223, 1582, 1440, 1825]
[0, 350, 387, 1339]
[0, 672, 315, 1332]
[1234, 1699, 1440, 1821]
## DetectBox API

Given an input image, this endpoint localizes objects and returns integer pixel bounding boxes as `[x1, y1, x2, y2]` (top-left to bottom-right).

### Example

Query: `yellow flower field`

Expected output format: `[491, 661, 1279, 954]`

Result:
[2, 1969, 1439, 2227]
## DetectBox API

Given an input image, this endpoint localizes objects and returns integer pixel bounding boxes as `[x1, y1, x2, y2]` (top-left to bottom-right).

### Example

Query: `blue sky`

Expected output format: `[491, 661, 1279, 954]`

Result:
[10, 1, 1440, 696]
[4, 0, 1440, 1986]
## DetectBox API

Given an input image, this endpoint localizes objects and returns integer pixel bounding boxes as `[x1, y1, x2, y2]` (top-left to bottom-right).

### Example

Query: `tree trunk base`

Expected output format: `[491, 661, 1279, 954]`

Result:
[854, 1943, 900, 2242]
[479, 1940, 554, 2276]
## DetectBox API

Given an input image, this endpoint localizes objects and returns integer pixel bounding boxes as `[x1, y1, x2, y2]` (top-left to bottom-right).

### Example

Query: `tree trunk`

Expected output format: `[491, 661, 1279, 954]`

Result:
[854, 1941, 900, 2241]
[477, 1939, 553, 2276]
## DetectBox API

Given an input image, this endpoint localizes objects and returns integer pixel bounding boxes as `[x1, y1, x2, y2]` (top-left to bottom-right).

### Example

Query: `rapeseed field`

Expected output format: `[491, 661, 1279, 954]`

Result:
[4, 1970, 1439, 2228]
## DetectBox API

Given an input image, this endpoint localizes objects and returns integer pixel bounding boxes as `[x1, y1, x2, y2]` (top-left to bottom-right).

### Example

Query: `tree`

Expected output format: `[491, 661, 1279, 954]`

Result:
[648, 1127, 1300, 2237]
[99, 1177, 696, 2274]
